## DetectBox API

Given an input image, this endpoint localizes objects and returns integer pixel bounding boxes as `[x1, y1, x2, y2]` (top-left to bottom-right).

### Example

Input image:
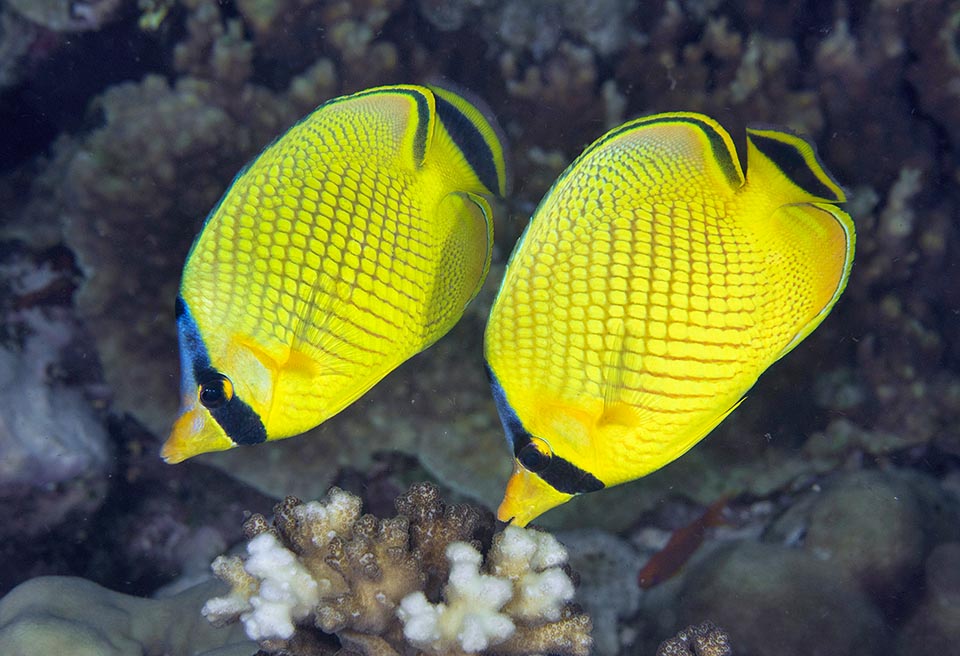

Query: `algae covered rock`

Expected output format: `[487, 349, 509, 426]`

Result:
[0, 576, 253, 656]
[895, 542, 960, 656]
[768, 469, 960, 606]
[0, 245, 111, 538]
[670, 540, 886, 656]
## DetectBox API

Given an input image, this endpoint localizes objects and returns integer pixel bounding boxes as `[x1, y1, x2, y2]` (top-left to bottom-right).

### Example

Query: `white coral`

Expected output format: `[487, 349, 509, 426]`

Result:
[203, 493, 583, 653]
[292, 488, 362, 549]
[490, 526, 575, 622]
[510, 566, 575, 622]
[239, 533, 321, 641]
[491, 525, 569, 576]
[398, 542, 516, 654]
[398, 528, 579, 653]
[202, 489, 361, 641]
[201, 555, 255, 624]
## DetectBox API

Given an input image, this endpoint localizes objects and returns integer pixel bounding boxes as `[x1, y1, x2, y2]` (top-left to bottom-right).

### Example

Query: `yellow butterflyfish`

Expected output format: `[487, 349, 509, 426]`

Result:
[485, 113, 855, 526]
[163, 85, 507, 463]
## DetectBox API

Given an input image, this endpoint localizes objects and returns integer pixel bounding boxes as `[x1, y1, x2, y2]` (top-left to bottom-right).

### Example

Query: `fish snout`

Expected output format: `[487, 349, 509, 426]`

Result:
[496, 461, 575, 526]
[161, 406, 234, 463]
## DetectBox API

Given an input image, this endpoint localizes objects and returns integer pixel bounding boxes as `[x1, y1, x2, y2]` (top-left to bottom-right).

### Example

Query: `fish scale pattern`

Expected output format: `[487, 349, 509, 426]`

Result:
[486, 118, 849, 485]
[163, 85, 507, 463]
[190, 109, 431, 371]
[181, 89, 490, 434]
[491, 169, 760, 418]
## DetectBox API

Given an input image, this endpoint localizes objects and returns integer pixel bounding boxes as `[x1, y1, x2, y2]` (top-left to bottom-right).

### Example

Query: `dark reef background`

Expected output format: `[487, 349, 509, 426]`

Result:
[0, 1, 959, 655]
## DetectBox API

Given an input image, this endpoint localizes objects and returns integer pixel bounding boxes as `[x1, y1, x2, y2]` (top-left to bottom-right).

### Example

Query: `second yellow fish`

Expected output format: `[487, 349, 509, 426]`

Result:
[163, 85, 506, 463]
[485, 112, 855, 526]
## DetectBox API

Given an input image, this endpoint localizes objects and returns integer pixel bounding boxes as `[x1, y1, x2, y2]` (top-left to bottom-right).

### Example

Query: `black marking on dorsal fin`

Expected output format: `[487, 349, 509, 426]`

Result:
[432, 89, 501, 195]
[338, 86, 433, 167]
[641, 115, 742, 188]
[747, 131, 843, 202]
[577, 114, 744, 190]
[409, 89, 431, 167]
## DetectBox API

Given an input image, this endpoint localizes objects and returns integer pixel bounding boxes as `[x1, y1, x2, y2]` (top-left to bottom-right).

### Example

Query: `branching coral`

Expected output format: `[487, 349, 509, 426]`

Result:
[203, 483, 592, 656]
[656, 621, 731, 656]
[398, 543, 516, 653]
[397, 527, 583, 655]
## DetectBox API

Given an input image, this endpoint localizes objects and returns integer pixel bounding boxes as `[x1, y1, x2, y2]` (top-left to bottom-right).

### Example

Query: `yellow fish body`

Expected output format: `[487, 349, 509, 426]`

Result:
[163, 85, 506, 463]
[485, 113, 855, 526]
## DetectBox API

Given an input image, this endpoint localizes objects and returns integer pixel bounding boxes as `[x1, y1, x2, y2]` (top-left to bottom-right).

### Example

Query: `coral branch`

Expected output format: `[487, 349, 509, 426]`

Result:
[203, 483, 591, 656]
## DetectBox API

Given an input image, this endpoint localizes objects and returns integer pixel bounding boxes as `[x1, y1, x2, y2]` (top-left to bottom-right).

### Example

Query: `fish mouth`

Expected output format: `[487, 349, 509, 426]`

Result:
[496, 461, 574, 527]
[161, 407, 234, 463]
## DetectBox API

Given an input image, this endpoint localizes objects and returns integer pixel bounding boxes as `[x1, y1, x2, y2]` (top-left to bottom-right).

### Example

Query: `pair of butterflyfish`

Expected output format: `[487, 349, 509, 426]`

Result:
[163, 85, 855, 527]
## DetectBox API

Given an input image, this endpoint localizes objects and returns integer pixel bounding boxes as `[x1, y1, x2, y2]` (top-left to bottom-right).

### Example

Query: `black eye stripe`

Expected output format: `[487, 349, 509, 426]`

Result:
[177, 298, 266, 447]
[193, 367, 266, 446]
[487, 363, 604, 495]
[210, 397, 267, 446]
[511, 433, 604, 495]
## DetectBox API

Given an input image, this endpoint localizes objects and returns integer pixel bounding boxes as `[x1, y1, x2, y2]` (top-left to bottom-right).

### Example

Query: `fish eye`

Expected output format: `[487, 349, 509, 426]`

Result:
[198, 373, 233, 409]
[517, 437, 553, 473]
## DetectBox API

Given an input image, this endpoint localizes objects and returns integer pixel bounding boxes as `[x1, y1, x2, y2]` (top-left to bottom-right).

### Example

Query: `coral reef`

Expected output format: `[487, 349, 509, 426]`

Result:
[0, 244, 109, 539]
[2, 1, 960, 653]
[204, 483, 592, 655]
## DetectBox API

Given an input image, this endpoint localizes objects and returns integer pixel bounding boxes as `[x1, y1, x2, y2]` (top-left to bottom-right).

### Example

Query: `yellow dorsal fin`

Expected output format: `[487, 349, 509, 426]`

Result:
[421, 191, 493, 344]
[572, 112, 746, 194]
[330, 85, 438, 169]
[745, 127, 846, 204]
[427, 85, 509, 197]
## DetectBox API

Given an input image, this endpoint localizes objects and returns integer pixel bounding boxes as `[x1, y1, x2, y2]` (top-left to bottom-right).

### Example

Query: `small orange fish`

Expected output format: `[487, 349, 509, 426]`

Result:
[637, 497, 729, 588]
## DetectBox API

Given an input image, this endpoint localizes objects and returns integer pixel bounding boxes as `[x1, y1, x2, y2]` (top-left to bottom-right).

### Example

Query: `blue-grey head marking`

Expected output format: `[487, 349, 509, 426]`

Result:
[484, 363, 604, 495]
[175, 296, 267, 446]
